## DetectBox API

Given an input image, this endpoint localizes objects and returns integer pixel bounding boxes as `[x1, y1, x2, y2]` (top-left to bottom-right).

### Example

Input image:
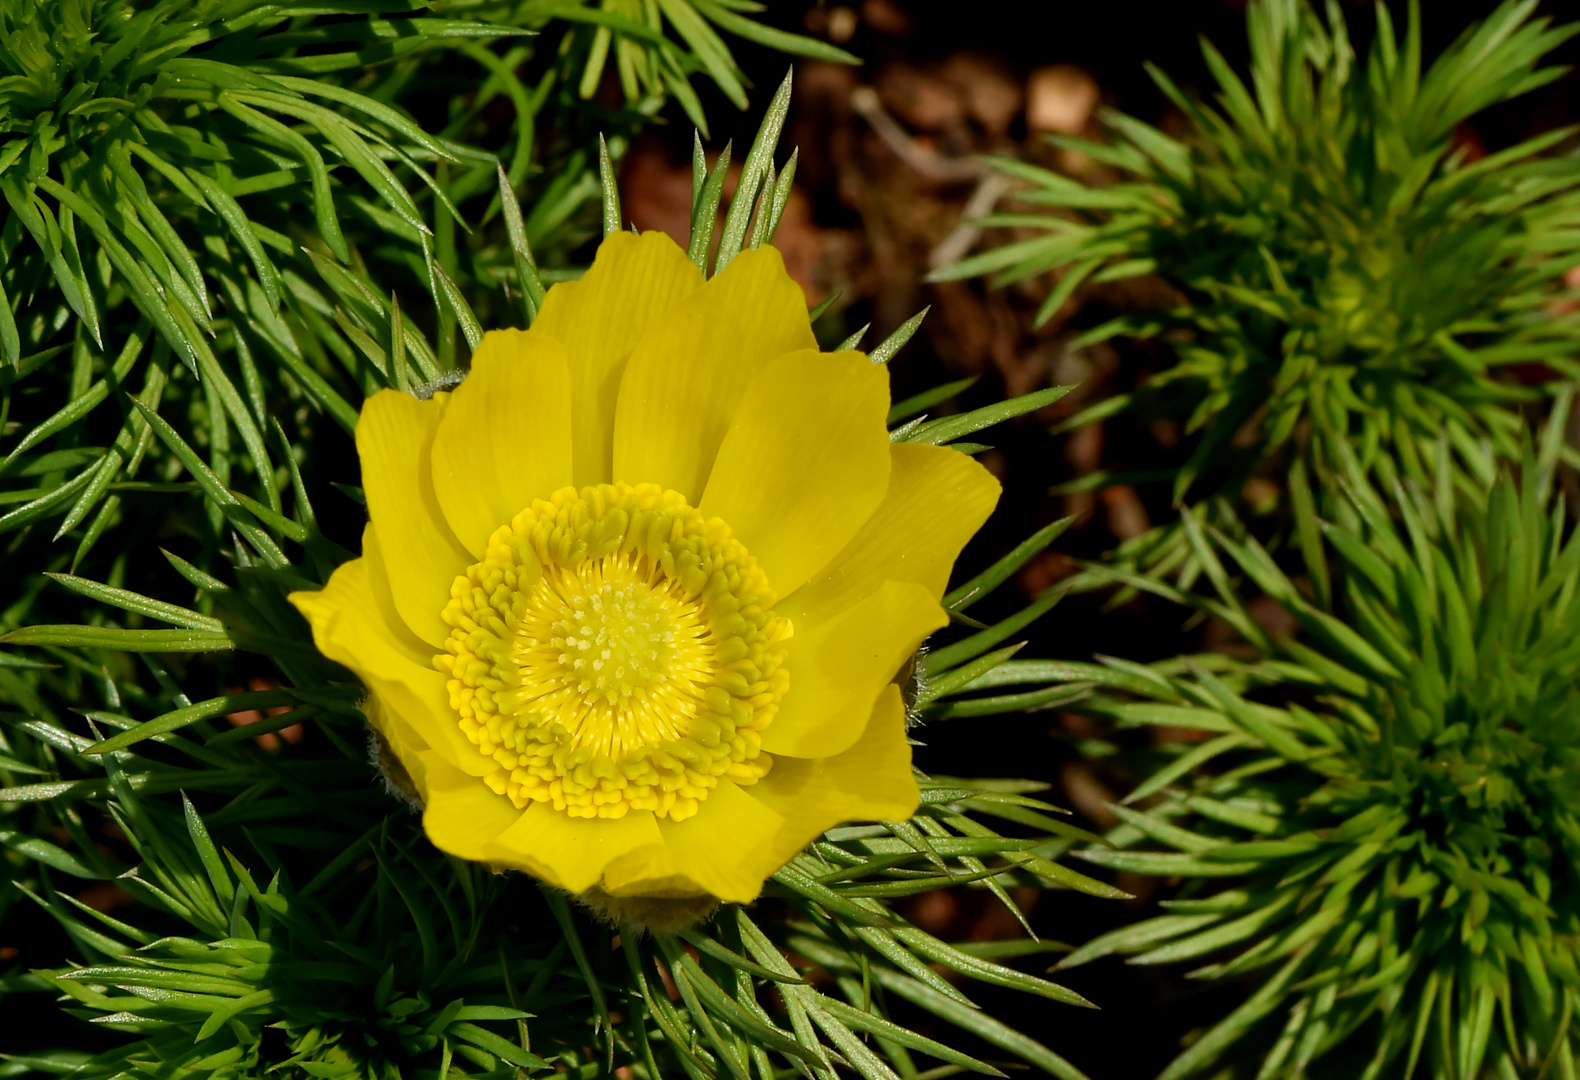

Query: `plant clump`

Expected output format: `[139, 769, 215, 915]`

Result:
[940, 0, 1580, 525]
[0, 58, 1115, 1073]
[1053, 425, 1580, 1079]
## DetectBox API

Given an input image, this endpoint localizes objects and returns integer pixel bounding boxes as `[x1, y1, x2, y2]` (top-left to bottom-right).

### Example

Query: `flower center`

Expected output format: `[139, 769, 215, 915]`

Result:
[555, 579, 673, 695]
[434, 483, 791, 822]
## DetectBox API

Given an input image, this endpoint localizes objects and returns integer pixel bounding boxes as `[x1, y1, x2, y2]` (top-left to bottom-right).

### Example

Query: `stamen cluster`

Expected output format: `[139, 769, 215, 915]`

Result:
[435, 483, 790, 821]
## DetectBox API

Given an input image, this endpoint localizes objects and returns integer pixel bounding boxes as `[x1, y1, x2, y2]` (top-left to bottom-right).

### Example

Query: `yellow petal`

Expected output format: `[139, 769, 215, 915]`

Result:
[399, 746, 442, 804]
[290, 555, 424, 671]
[762, 580, 944, 759]
[421, 754, 525, 862]
[363, 683, 429, 758]
[532, 231, 704, 487]
[361, 523, 506, 777]
[781, 442, 1001, 626]
[601, 781, 787, 903]
[699, 349, 891, 596]
[430, 329, 574, 554]
[289, 557, 494, 778]
[361, 524, 436, 659]
[358, 389, 472, 645]
[482, 804, 665, 894]
[612, 245, 818, 500]
[747, 684, 919, 843]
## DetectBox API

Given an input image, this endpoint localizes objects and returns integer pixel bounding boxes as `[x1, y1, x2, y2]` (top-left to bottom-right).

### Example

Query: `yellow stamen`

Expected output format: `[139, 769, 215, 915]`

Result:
[434, 483, 791, 821]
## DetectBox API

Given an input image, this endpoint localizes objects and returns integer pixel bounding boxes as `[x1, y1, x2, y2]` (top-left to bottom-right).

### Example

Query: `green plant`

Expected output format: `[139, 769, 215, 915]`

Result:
[0, 451, 1115, 1078]
[0, 0, 841, 575]
[11, 770, 1107, 1080]
[499, 0, 858, 136]
[1028, 413, 1580, 1078]
[0, 88, 1122, 1077]
[938, 0, 1580, 574]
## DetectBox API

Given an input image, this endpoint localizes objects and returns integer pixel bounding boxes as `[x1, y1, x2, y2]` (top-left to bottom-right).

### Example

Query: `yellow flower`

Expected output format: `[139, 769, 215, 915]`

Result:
[290, 232, 999, 906]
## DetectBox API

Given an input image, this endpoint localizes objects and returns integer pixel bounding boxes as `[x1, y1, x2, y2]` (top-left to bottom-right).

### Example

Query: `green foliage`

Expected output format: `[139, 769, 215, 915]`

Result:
[0, 77, 1112, 1076]
[0, 472, 1108, 1077]
[8, 769, 1095, 1080]
[1048, 422, 1580, 1078]
[0, 0, 839, 572]
[533, 0, 858, 134]
[940, 0, 1580, 515]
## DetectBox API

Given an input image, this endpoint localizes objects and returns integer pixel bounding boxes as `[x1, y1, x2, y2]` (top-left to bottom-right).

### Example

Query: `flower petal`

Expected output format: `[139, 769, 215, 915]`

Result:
[361, 524, 437, 659]
[700, 349, 891, 596]
[430, 329, 574, 554]
[289, 556, 494, 778]
[482, 805, 665, 894]
[747, 684, 919, 843]
[612, 245, 818, 500]
[364, 695, 429, 760]
[781, 442, 1001, 626]
[601, 781, 787, 903]
[532, 231, 704, 487]
[358, 389, 472, 645]
[422, 755, 525, 862]
[763, 581, 944, 759]
[400, 745, 444, 803]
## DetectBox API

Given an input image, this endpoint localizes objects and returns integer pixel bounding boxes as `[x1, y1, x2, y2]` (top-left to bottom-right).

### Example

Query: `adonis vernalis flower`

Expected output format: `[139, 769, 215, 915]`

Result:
[290, 231, 999, 911]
